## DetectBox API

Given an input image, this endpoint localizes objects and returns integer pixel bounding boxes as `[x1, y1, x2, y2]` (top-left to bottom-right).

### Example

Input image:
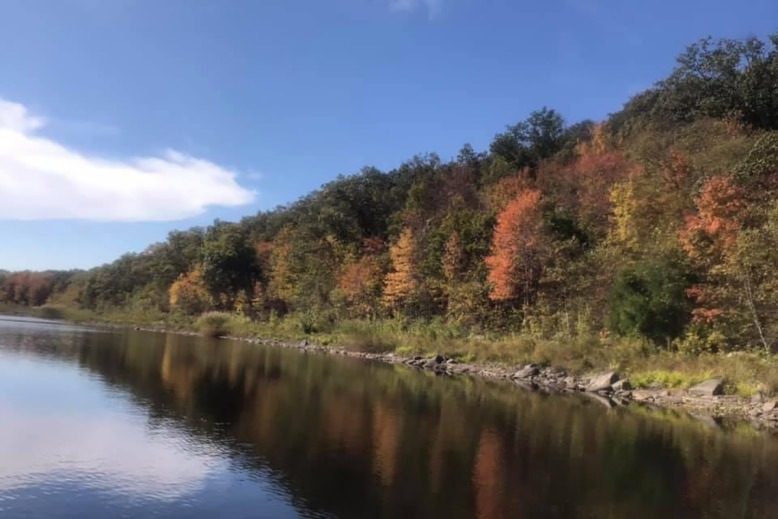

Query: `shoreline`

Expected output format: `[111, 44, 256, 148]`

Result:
[104, 320, 778, 434]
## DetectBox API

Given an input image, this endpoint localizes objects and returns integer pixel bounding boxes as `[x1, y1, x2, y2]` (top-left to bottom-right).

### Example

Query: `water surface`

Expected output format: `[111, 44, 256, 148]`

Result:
[0, 316, 776, 518]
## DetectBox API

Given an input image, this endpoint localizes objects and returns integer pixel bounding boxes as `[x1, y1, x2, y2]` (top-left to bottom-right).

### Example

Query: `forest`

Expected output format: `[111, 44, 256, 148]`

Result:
[2, 35, 777, 388]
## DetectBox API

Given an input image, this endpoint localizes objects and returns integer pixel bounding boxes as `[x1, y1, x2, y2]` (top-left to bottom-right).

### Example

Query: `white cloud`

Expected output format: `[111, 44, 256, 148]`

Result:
[0, 98, 254, 221]
[388, 0, 442, 17]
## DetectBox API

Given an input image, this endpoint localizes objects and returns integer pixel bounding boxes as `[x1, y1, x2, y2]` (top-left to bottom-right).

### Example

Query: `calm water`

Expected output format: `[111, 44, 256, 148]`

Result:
[0, 316, 776, 518]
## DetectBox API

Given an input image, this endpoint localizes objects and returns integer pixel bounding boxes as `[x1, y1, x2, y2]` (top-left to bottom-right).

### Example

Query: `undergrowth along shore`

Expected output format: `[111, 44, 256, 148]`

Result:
[25, 304, 778, 398]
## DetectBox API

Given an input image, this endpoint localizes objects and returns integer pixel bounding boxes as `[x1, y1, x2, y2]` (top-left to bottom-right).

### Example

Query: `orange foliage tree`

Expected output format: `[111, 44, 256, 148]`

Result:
[485, 189, 545, 304]
[680, 175, 744, 265]
[382, 228, 418, 310]
[169, 266, 211, 315]
[679, 175, 745, 324]
[338, 245, 384, 318]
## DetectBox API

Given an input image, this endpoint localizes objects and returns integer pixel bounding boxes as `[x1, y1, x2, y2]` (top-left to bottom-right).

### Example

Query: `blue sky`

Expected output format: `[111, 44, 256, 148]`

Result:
[0, 0, 775, 271]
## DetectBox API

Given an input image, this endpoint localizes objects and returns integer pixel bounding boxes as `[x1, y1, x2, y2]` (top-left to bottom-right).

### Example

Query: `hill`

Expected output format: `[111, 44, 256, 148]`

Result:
[2, 34, 777, 394]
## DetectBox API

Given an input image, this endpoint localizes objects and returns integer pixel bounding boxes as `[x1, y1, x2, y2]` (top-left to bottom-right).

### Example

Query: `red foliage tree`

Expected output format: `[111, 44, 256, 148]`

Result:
[485, 189, 545, 303]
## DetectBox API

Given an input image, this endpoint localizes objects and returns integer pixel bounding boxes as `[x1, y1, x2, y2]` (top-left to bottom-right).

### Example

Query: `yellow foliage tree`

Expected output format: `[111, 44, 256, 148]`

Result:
[608, 180, 641, 254]
[382, 228, 418, 310]
[338, 254, 383, 318]
[441, 231, 464, 284]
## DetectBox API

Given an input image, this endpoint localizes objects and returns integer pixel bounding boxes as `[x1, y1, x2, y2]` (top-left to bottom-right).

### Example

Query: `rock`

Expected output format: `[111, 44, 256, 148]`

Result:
[688, 378, 724, 397]
[587, 371, 620, 392]
[434, 354, 445, 364]
[548, 367, 567, 377]
[762, 399, 778, 413]
[611, 379, 632, 391]
[512, 364, 540, 379]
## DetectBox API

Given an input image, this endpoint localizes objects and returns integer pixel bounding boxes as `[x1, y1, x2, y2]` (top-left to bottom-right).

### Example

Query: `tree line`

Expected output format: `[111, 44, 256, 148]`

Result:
[3, 34, 777, 352]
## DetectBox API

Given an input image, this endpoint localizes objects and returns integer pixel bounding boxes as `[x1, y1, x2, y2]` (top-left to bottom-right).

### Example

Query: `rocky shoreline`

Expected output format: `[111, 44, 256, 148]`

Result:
[115, 323, 778, 433]
[227, 335, 778, 434]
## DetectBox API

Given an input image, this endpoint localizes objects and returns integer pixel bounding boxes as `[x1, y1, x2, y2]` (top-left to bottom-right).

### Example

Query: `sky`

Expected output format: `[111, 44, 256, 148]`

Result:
[0, 0, 775, 271]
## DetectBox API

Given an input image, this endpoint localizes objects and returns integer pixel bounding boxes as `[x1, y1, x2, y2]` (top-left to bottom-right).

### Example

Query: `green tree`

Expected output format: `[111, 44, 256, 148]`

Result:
[607, 258, 691, 344]
[490, 108, 565, 171]
[201, 222, 259, 308]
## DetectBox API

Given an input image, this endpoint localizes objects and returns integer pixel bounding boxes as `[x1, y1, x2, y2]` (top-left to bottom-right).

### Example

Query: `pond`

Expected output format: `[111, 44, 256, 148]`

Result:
[0, 315, 776, 518]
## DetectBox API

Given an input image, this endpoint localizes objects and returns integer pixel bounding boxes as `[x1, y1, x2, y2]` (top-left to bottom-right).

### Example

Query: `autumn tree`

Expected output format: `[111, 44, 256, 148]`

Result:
[169, 266, 211, 315]
[679, 175, 753, 345]
[607, 180, 641, 254]
[554, 127, 636, 238]
[436, 210, 494, 326]
[338, 256, 384, 318]
[441, 232, 464, 284]
[0, 272, 56, 306]
[382, 228, 418, 311]
[266, 226, 341, 313]
[679, 175, 744, 267]
[485, 189, 545, 305]
[688, 201, 778, 352]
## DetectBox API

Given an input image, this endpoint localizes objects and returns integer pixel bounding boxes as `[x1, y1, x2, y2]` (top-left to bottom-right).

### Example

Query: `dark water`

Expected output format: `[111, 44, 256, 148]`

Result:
[0, 316, 776, 518]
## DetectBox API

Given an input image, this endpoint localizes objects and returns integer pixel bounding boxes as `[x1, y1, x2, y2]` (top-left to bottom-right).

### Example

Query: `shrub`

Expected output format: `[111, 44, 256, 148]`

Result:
[674, 327, 728, 355]
[196, 311, 232, 338]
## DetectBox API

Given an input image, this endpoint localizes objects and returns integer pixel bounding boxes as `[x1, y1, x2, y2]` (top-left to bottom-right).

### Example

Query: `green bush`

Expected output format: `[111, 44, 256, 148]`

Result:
[196, 311, 232, 338]
[607, 258, 691, 344]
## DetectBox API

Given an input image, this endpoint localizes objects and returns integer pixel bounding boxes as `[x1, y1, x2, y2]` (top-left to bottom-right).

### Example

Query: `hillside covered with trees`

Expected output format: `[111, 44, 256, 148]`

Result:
[3, 35, 778, 380]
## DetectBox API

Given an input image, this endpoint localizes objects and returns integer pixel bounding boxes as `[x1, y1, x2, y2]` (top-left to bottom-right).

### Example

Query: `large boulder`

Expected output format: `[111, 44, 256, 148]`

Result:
[587, 371, 620, 392]
[688, 378, 724, 397]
